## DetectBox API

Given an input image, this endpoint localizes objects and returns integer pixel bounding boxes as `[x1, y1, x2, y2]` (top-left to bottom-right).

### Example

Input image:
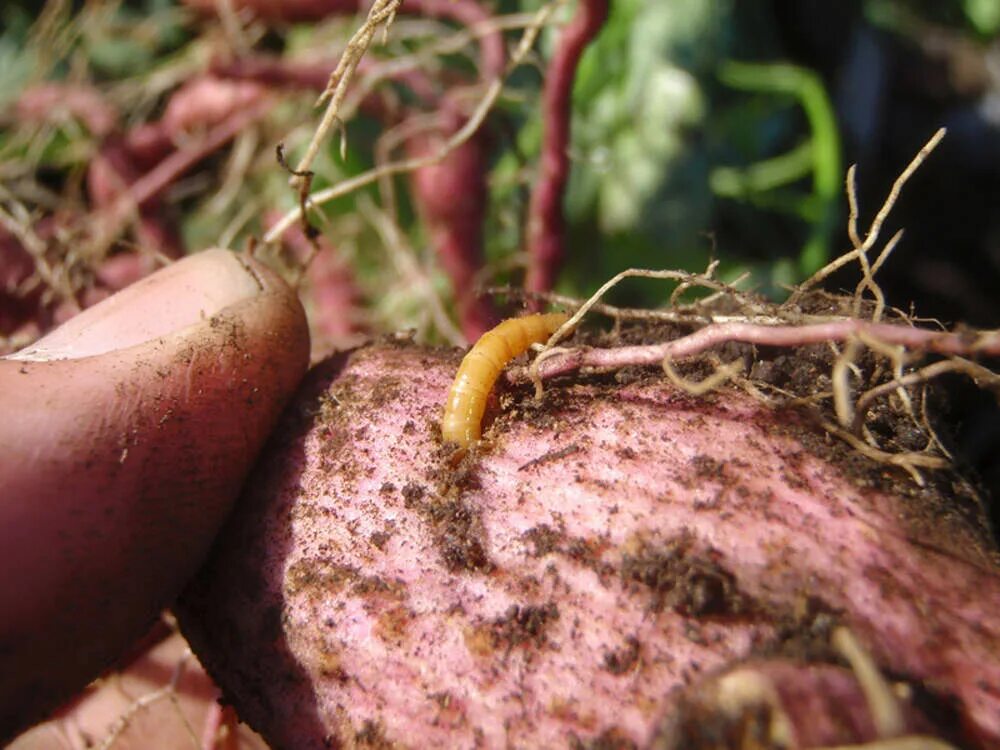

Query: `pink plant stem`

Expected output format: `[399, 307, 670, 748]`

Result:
[399, 0, 505, 339]
[524, 0, 609, 299]
[524, 319, 1000, 381]
[212, 57, 339, 91]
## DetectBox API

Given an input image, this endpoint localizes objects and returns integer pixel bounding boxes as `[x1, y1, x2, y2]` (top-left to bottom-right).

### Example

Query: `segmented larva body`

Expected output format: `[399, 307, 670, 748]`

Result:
[441, 312, 569, 447]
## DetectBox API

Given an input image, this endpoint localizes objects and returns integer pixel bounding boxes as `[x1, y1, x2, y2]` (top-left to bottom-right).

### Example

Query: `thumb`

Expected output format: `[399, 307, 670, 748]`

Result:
[0, 249, 309, 739]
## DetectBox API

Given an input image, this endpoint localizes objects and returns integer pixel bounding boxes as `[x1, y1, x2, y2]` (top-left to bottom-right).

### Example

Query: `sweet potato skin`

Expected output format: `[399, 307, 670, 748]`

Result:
[179, 341, 1000, 749]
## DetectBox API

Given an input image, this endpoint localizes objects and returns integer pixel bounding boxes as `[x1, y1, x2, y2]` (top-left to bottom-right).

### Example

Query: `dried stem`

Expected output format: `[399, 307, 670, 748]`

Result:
[264, 0, 561, 245]
[541, 264, 778, 351]
[789, 128, 946, 305]
[96, 649, 198, 750]
[358, 197, 465, 346]
[291, 0, 404, 182]
[487, 286, 788, 326]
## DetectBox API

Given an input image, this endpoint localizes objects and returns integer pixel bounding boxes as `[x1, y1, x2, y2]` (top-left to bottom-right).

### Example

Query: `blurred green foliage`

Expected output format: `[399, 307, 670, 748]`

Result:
[543, 0, 841, 304]
[712, 60, 841, 278]
[557, 0, 730, 303]
[0, 13, 35, 108]
[867, 0, 1000, 36]
[963, 0, 1000, 35]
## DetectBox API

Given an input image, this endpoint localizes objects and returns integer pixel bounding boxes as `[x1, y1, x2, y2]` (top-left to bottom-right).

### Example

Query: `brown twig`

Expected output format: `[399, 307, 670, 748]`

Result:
[524, 0, 609, 298]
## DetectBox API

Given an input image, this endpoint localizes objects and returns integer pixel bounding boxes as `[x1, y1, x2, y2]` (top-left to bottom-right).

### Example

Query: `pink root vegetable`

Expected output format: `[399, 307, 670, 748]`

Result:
[14, 83, 119, 137]
[178, 341, 1000, 749]
[160, 78, 269, 138]
[89, 78, 268, 212]
[212, 57, 338, 91]
[82, 77, 270, 273]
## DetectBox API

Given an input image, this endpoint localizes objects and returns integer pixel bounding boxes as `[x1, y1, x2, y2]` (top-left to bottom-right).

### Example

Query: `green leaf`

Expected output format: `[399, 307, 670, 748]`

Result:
[964, 0, 1000, 35]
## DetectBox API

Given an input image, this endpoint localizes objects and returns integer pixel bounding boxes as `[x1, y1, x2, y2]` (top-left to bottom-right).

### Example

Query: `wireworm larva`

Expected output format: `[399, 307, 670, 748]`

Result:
[441, 312, 569, 447]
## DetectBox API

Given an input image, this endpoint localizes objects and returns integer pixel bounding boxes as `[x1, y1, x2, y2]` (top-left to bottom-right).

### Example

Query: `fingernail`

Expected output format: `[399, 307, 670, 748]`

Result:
[5, 249, 270, 362]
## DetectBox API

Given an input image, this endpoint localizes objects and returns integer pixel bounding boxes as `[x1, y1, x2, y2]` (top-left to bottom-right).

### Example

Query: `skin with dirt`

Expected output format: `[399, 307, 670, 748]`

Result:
[178, 325, 999, 750]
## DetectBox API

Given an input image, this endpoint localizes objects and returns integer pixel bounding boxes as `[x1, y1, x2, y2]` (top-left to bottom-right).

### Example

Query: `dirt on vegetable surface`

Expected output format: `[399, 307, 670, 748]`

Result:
[178, 325, 999, 750]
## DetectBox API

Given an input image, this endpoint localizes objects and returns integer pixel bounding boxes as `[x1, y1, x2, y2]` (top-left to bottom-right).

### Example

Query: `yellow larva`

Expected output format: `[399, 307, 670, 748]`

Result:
[441, 312, 569, 447]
